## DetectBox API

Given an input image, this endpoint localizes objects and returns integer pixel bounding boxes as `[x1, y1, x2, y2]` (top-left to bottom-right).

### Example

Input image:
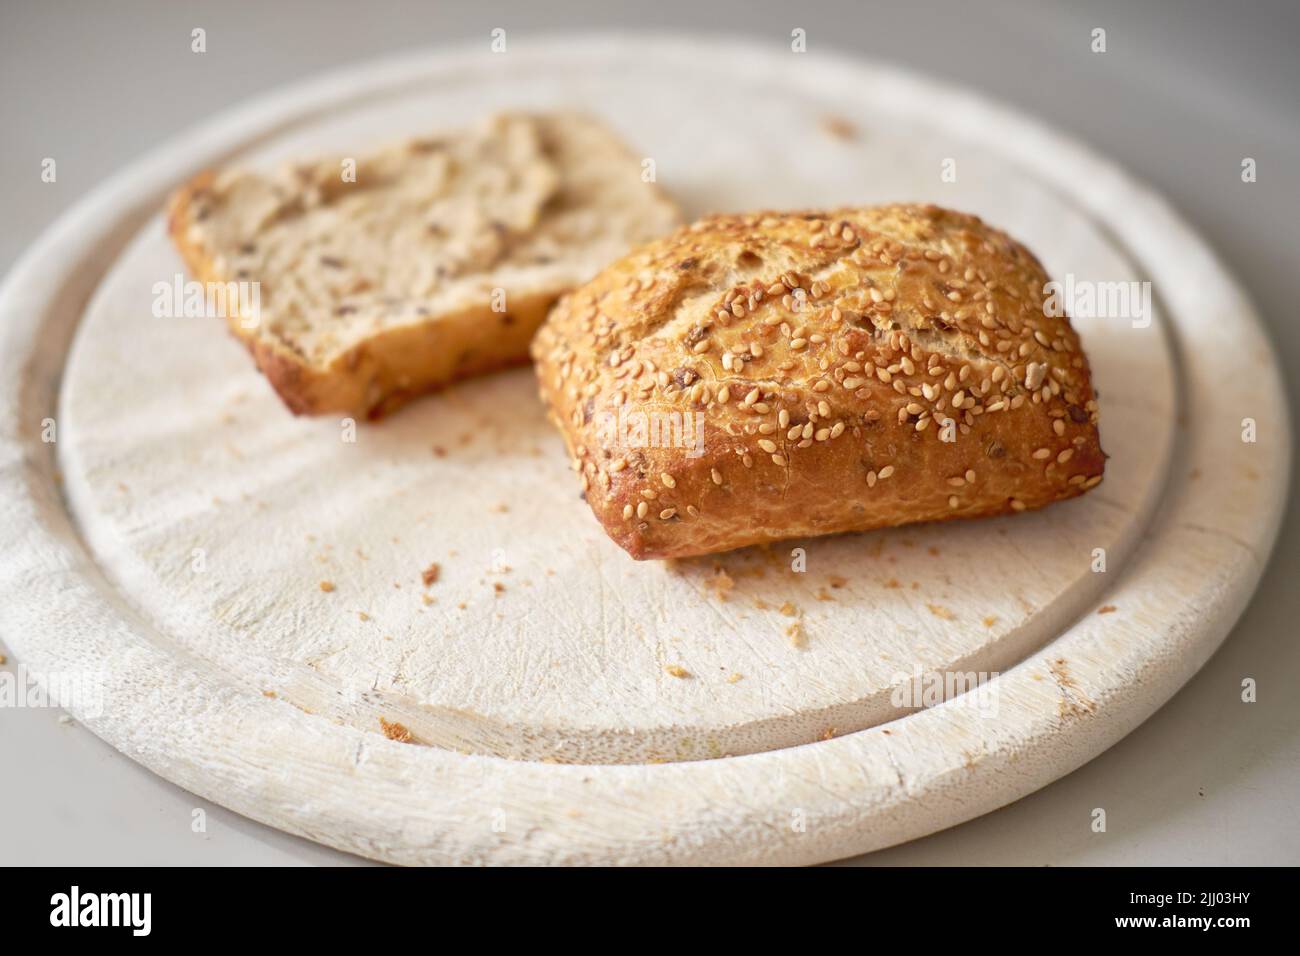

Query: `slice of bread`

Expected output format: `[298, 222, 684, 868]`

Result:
[167, 112, 681, 417]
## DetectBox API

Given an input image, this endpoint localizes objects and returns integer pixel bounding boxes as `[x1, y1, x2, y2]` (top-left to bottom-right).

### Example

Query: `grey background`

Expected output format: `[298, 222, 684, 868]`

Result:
[1, 0, 1296, 865]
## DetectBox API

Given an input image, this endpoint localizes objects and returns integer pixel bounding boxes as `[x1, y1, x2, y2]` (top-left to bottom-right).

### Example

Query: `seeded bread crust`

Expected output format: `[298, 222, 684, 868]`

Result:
[531, 204, 1106, 560]
[167, 113, 680, 417]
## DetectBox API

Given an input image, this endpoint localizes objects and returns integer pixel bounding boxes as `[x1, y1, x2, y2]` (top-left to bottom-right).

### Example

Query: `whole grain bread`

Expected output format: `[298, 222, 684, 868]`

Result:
[167, 112, 680, 417]
[531, 204, 1106, 559]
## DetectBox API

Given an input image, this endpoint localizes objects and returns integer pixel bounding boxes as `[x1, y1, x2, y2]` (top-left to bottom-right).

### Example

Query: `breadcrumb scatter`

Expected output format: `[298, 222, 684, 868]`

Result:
[357, 611, 370, 621]
[982, 615, 998, 628]
[1097, 604, 1117, 615]
[927, 603, 954, 620]
[379, 717, 413, 743]
[493, 581, 506, 595]
[665, 664, 691, 678]
[726, 672, 744, 683]
[787, 621, 806, 648]
[421, 562, 441, 586]
[779, 601, 799, 617]
[262, 690, 277, 698]
[318, 580, 336, 593]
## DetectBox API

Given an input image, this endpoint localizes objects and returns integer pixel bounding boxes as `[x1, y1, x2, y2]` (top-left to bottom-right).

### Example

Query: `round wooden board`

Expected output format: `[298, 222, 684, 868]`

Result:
[0, 36, 1288, 865]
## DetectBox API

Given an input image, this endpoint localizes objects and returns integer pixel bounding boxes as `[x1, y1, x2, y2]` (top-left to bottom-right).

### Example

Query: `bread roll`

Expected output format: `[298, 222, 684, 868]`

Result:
[531, 204, 1105, 559]
[168, 112, 680, 417]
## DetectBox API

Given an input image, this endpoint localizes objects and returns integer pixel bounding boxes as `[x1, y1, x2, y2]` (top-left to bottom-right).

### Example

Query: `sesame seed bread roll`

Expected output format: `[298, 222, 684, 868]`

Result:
[167, 112, 680, 417]
[531, 204, 1106, 560]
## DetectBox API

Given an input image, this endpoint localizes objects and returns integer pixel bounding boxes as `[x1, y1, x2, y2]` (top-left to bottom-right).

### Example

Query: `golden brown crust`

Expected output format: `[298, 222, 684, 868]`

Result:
[531, 204, 1106, 560]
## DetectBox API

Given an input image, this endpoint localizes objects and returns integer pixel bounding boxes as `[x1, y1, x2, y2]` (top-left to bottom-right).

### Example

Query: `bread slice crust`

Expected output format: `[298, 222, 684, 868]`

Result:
[531, 204, 1106, 560]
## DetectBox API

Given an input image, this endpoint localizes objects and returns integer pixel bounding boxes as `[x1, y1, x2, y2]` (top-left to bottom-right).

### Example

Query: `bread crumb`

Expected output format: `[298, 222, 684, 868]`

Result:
[262, 689, 277, 698]
[927, 603, 955, 620]
[819, 726, 837, 741]
[982, 615, 998, 628]
[318, 580, 336, 593]
[726, 672, 744, 683]
[421, 562, 440, 586]
[884, 578, 901, 589]
[665, 664, 691, 679]
[421, 593, 435, 606]
[778, 601, 799, 617]
[1098, 604, 1117, 615]
[820, 114, 858, 141]
[786, 621, 806, 647]
[815, 588, 834, 602]
[493, 581, 506, 595]
[705, 566, 734, 601]
[357, 611, 370, 622]
[379, 717, 413, 743]
[0, 653, 7, 666]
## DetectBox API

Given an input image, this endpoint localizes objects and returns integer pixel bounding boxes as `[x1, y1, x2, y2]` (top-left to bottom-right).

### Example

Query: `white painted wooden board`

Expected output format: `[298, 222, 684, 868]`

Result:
[0, 37, 1287, 865]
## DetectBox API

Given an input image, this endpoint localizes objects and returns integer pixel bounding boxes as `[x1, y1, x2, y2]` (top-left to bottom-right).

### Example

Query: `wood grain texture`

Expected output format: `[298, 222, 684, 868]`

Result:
[0, 38, 1288, 865]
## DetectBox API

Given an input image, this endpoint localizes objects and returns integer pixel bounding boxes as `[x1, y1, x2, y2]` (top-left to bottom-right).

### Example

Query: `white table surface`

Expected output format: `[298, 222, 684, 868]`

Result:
[1, 0, 1297, 866]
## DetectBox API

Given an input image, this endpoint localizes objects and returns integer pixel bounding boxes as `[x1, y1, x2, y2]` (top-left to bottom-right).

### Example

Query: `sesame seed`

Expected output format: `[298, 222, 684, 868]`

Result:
[1010, 498, 1026, 511]
[1033, 447, 1051, 460]
[778, 409, 791, 428]
[622, 504, 633, 519]
[1057, 448, 1074, 464]
[661, 474, 676, 488]
[878, 465, 895, 479]
[636, 501, 648, 519]
[948, 495, 959, 508]
[757, 439, 778, 453]
[772, 454, 787, 466]
[711, 468, 723, 485]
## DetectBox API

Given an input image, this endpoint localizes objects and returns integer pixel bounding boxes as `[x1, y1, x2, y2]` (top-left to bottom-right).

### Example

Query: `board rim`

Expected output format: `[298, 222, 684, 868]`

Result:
[0, 34, 1288, 865]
